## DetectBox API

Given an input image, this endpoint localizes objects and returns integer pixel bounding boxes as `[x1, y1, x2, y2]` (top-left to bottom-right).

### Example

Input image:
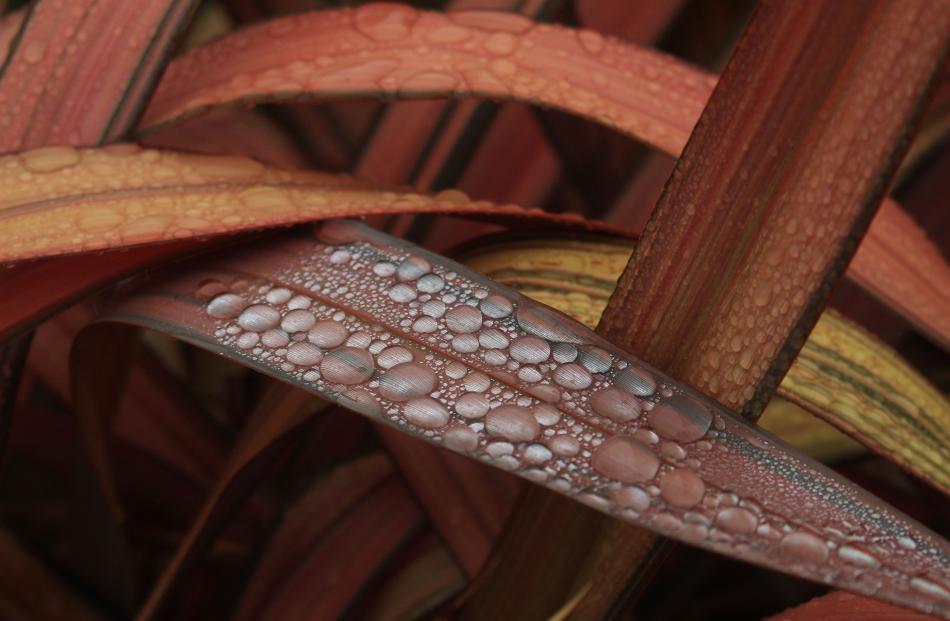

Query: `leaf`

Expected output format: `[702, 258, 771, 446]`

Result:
[86, 220, 950, 616]
[138, 4, 950, 350]
[0, 145, 627, 264]
[461, 235, 950, 494]
[0, 0, 198, 152]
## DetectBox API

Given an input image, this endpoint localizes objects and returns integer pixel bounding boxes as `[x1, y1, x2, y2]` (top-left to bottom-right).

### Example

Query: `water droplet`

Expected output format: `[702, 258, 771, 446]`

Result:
[715, 507, 758, 534]
[591, 436, 659, 483]
[376, 346, 414, 369]
[379, 362, 437, 401]
[615, 367, 657, 396]
[329, 249, 351, 264]
[463, 372, 490, 392]
[509, 336, 550, 364]
[425, 24, 471, 44]
[388, 283, 417, 303]
[455, 392, 490, 418]
[374, 261, 396, 277]
[486, 405, 539, 442]
[910, 577, 950, 601]
[487, 441, 513, 457]
[237, 304, 281, 331]
[353, 3, 417, 41]
[417, 273, 444, 293]
[316, 220, 362, 245]
[516, 303, 584, 343]
[552, 343, 578, 363]
[553, 363, 592, 390]
[281, 310, 316, 333]
[590, 387, 641, 422]
[412, 317, 439, 333]
[320, 347, 375, 384]
[780, 531, 829, 563]
[340, 387, 381, 416]
[397, 256, 431, 281]
[21, 146, 81, 173]
[265, 288, 292, 304]
[76, 207, 124, 233]
[21, 41, 46, 64]
[262, 329, 289, 347]
[404, 397, 449, 429]
[523, 443, 552, 464]
[837, 545, 880, 568]
[286, 342, 323, 366]
[659, 468, 705, 508]
[478, 328, 509, 349]
[548, 434, 579, 457]
[480, 294, 513, 318]
[237, 332, 259, 349]
[648, 395, 711, 443]
[451, 334, 479, 353]
[400, 70, 459, 93]
[609, 486, 651, 511]
[533, 404, 561, 426]
[443, 424, 479, 451]
[483, 31, 518, 56]
[446, 305, 482, 333]
[422, 299, 446, 318]
[307, 320, 348, 348]
[287, 295, 312, 310]
[577, 29, 604, 55]
[207, 293, 245, 319]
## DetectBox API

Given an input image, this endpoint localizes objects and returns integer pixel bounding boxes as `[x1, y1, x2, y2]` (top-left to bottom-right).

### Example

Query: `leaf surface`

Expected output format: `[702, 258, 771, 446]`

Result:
[462, 235, 950, 494]
[88, 221, 950, 616]
[139, 3, 950, 350]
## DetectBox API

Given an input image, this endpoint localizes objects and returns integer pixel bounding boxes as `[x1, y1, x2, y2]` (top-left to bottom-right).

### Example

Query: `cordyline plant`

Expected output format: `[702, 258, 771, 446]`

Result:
[0, 0, 948, 619]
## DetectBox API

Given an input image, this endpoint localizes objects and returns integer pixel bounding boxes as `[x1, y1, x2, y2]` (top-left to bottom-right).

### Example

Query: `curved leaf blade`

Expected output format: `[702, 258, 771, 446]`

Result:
[461, 235, 950, 495]
[0, 145, 626, 264]
[138, 4, 950, 350]
[92, 221, 950, 616]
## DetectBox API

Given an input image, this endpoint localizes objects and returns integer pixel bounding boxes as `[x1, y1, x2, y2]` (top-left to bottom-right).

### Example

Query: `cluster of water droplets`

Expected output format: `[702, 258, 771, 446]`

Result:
[197, 220, 948, 614]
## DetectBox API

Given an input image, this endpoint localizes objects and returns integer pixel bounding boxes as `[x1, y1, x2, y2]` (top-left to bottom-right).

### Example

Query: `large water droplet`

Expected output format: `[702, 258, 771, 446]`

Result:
[21, 146, 81, 173]
[207, 293, 245, 319]
[379, 362, 437, 401]
[548, 434, 580, 457]
[509, 336, 550, 364]
[837, 545, 880, 568]
[591, 436, 659, 483]
[307, 320, 348, 348]
[388, 283, 417, 303]
[417, 273, 445, 293]
[446, 305, 483, 333]
[443, 424, 479, 451]
[659, 468, 705, 508]
[480, 294, 513, 318]
[590, 387, 641, 422]
[237, 304, 281, 332]
[648, 395, 711, 443]
[780, 531, 829, 563]
[397, 255, 431, 281]
[610, 486, 651, 511]
[553, 363, 592, 390]
[353, 3, 417, 41]
[615, 367, 657, 396]
[320, 347, 375, 384]
[404, 397, 450, 429]
[578, 347, 612, 373]
[455, 392, 490, 418]
[281, 310, 316, 333]
[286, 342, 323, 366]
[486, 405, 539, 442]
[516, 303, 584, 344]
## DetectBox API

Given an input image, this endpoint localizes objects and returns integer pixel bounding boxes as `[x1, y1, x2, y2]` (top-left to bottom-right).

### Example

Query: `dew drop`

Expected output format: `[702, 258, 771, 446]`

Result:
[577, 29, 605, 55]
[417, 273, 445, 293]
[486, 405, 539, 442]
[610, 486, 651, 511]
[552, 343, 578, 363]
[412, 317, 439, 333]
[480, 294, 513, 318]
[388, 283, 417, 303]
[379, 362, 437, 401]
[590, 387, 641, 422]
[237, 332, 259, 349]
[478, 329, 509, 349]
[320, 347, 375, 384]
[578, 346, 612, 373]
[281, 310, 316, 333]
[21, 41, 46, 64]
[837, 545, 880, 568]
[780, 531, 829, 563]
[404, 397, 450, 429]
[451, 334, 479, 353]
[376, 346, 413, 369]
[446, 305, 483, 333]
[648, 395, 712, 443]
[237, 304, 281, 331]
[397, 256, 431, 281]
[265, 287, 292, 304]
[374, 261, 397, 277]
[615, 367, 657, 397]
[911, 577, 950, 601]
[659, 468, 705, 508]
[553, 363, 592, 390]
[463, 372, 490, 393]
[206, 293, 245, 319]
[591, 436, 659, 483]
[509, 336, 550, 364]
[21, 146, 80, 173]
[340, 387, 381, 416]
[443, 424, 479, 451]
[516, 303, 584, 344]
[262, 329, 289, 348]
[715, 507, 758, 534]
[483, 31, 518, 55]
[422, 299, 446, 318]
[307, 320, 348, 348]
[455, 392, 490, 418]
[523, 443, 552, 464]
[353, 3, 417, 41]
[286, 342, 323, 366]
[548, 434, 580, 457]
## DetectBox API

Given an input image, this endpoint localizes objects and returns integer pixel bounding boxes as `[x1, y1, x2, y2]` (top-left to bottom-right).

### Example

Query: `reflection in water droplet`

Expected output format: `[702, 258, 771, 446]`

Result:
[286, 342, 323, 366]
[553, 363, 592, 390]
[648, 395, 711, 443]
[207, 293, 245, 319]
[524, 443, 552, 464]
[478, 329, 509, 349]
[509, 336, 550, 363]
[262, 329, 289, 347]
[591, 436, 659, 483]
[486, 405, 539, 442]
[780, 531, 829, 563]
[320, 347, 375, 384]
[615, 367, 657, 396]
[307, 320, 348, 348]
[590, 387, 641, 422]
[660, 468, 706, 508]
[379, 362, 437, 401]
[552, 343, 578, 363]
[238, 304, 281, 331]
[404, 397, 450, 429]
